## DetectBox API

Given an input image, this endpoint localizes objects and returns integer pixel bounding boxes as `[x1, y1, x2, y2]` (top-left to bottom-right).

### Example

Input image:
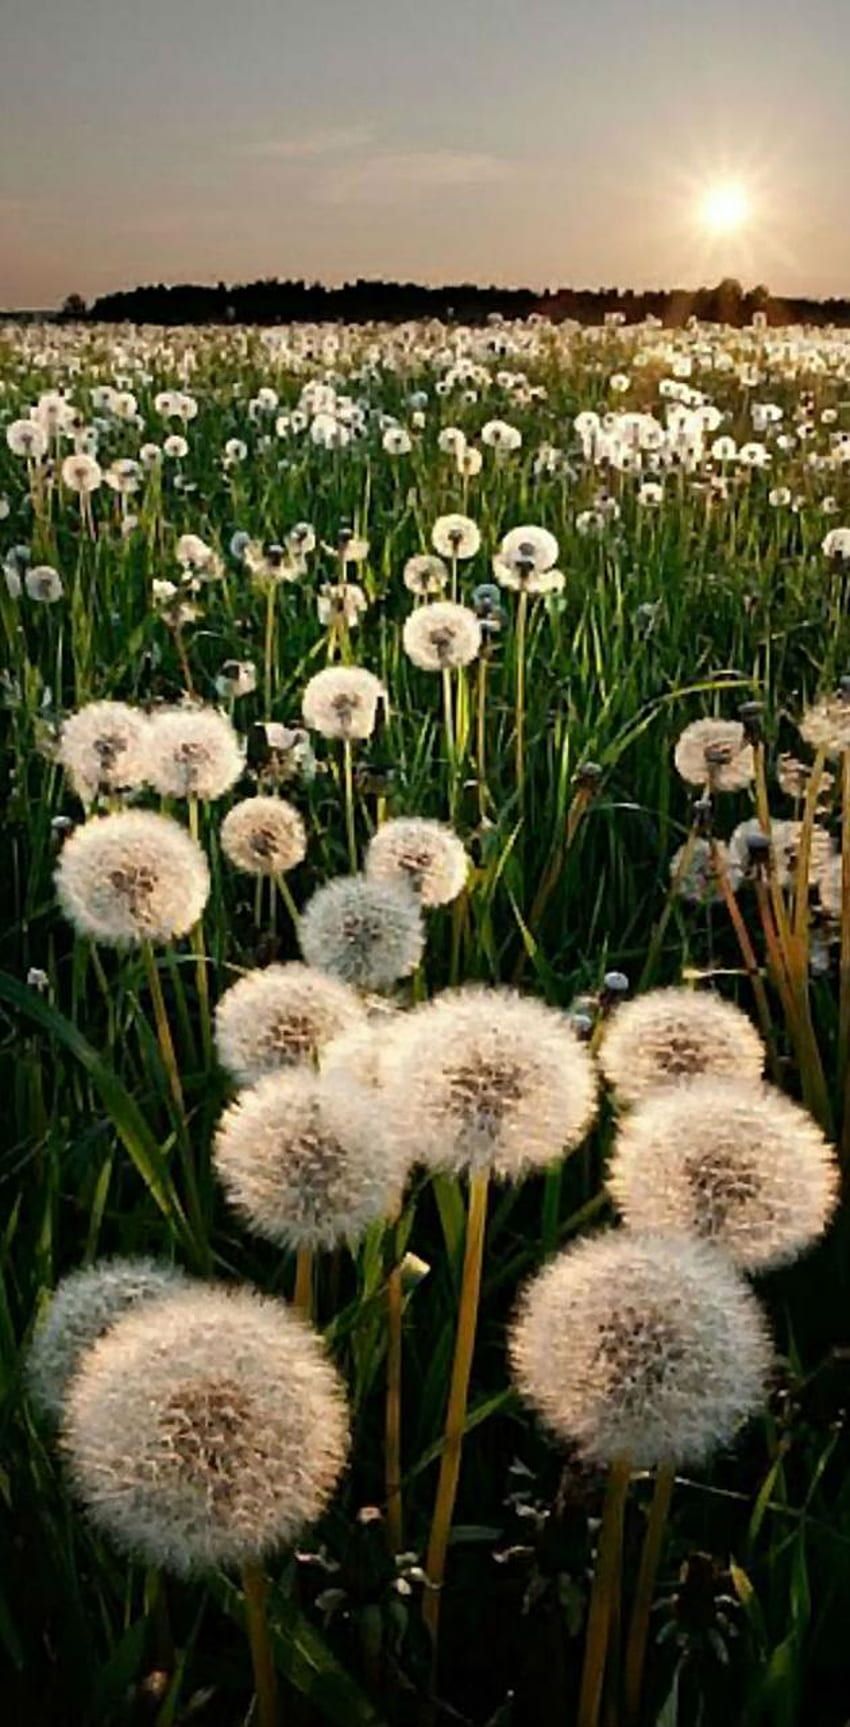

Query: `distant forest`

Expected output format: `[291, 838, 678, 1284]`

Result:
[47, 277, 850, 328]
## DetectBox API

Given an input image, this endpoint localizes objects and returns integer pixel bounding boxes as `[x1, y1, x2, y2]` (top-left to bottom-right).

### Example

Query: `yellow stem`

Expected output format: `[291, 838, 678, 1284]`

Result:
[422, 1168, 489, 1651]
[141, 942, 186, 1125]
[578, 1457, 632, 1727]
[713, 849, 782, 1084]
[242, 1562, 279, 1727]
[385, 1255, 404, 1553]
[293, 1247, 313, 1319]
[342, 739, 358, 873]
[274, 872, 301, 935]
[624, 1460, 675, 1727]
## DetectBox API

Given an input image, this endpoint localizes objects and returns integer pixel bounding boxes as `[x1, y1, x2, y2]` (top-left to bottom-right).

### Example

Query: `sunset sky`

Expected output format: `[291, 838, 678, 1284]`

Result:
[3, 0, 847, 309]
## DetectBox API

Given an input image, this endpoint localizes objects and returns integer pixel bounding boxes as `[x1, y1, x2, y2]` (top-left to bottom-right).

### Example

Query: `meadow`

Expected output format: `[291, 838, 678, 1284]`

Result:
[3, 309, 850, 1727]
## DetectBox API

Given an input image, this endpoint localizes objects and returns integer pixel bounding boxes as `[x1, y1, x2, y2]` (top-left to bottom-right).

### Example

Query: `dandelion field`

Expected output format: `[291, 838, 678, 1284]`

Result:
[4, 312, 850, 1727]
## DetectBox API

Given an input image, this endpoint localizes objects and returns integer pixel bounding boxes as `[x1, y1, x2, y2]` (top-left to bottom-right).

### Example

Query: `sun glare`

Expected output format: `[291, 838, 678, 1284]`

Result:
[699, 181, 751, 236]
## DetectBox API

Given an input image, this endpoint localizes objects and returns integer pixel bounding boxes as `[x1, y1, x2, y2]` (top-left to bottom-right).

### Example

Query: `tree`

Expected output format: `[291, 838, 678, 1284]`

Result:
[60, 293, 88, 321]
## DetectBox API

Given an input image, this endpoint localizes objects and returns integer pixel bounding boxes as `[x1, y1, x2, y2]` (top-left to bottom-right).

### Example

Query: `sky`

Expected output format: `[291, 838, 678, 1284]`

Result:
[3, 0, 848, 308]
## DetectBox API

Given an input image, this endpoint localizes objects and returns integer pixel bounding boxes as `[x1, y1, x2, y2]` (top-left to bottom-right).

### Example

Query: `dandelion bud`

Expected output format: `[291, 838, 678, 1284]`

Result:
[55, 810, 209, 946]
[63, 1283, 349, 1574]
[599, 987, 764, 1106]
[509, 1231, 771, 1468]
[220, 795, 307, 876]
[608, 1078, 838, 1271]
[365, 817, 468, 908]
[381, 986, 597, 1179]
[215, 963, 366, 1084]
[299, 875, 424, 992]
[28, 1258, 187, 1422]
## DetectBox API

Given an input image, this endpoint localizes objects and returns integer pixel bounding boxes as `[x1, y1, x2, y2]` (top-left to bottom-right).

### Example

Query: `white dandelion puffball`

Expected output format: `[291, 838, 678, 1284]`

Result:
[146, 707, 243, 801]
[58, 701, 151, 803]
[214, 1067, 406, 1250]
[403, 554, 449, 597]
[382, 986, 597, 1179]
[299, 875, 425, 992]
[431, 514, 481, 560]
[28, 1258, 188, 1423]
[509, 1230, 772, 1469]
[726, 817, 826, 891]
[220, 796, 307, 877]
[800, 695, 850, 757]
[499, 524, 559, 574]
[25, 565, 64, 603]
[365, 817, 468, 908]
[674, 719, 755, 792]
[607, 1078, 838, 1272]
[7, 419, 48, 460]
[215, 963, 367, 1085]
[302, 666, 384, 742]
[403, 601, 482, 671]
[599, 988, 764, 1107]
[818, 853, 845, 918]
[670, 837, 731, 905]
[55, 811, 210, 946]
[63, 1283, 349, 1575]
[61, 453, 102, 493]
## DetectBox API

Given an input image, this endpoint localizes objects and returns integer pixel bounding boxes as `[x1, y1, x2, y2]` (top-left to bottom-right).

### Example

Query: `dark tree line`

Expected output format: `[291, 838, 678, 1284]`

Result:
[48, 276, 850, 328]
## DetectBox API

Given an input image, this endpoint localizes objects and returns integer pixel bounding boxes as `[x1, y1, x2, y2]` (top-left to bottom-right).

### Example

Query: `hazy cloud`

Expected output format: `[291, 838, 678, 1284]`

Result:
[318, 149, 513, 205]
[246, 126, 374, 160]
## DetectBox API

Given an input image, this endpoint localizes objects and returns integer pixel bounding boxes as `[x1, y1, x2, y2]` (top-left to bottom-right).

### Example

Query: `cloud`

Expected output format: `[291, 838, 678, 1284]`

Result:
[317, 150, 512, 205]
[246, 126, 374, 160]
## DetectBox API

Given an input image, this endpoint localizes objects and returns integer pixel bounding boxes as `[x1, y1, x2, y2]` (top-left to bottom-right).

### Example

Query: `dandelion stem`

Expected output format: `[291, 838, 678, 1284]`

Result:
[187, 799, 212, 1068]
[712, 844, 781, 1083]
[476, 652, 490, 820]
[442, 667, 457, 820]
[342, 738, 358, 873]
[578, 1456, 632, 1727]
[141, 942, 186, 1126]
[639, 825, 698, 990]
[241, 1561, 279, 1727]
[423, 1167, 489, 1653]
[274, 872, 301, 936]
[293, 1247, 313, 1319]
[385, 1242, 404, 1552]
[623, 1460, 675, 1727]
[515, 588, 529, 803]
[264, 583, 276, 713]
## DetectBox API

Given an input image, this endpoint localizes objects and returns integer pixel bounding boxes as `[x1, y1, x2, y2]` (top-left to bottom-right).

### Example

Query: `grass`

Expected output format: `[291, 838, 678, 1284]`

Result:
[2, 313, 850, 1726]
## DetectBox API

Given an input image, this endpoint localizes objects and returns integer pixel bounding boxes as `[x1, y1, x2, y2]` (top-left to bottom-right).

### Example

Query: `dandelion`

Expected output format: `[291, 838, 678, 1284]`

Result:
[800, 691, 850, 756]
[670, 837, 730, 905]
[58, 700, 151, 803]
[24, 565, 63, 603]
[146, 707, 243, 801]
[214, 1066, 405, 1252]
[431, 515, 481, 560]
[822, 527, 850, 560]
[6, 419, 48, 460]
[403, 554, 449, 597]
[163, 434, 189, 459]
[498, 524, 559, 575]
[599, 987, 765, 1107]
[215, 963, 366, 1084]
[28, 1258, 187, 1422]
[55, 810, 209, 946]
[299, 875, 424, 992]
[383, 986, 597, 1179]
[365, 817, 468, 907]
[608, 1078, 838, 1271]
[481, 419, 522, 452]
[403, 601, 481, 671]
[510, 1226, 770, 1468]
[220, 796, 306, 876]
[61, 453, 102, 493]
[674, 718, 755, 792]
[302, 667, 383, 741]
[727, 816, 829, 890]
[62, 1281, 349, 1574]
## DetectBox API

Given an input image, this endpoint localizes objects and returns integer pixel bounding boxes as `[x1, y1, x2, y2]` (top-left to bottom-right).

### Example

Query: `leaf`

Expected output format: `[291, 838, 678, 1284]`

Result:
[0, 971, 196, 1258]
[212, 1575, 388, 1727]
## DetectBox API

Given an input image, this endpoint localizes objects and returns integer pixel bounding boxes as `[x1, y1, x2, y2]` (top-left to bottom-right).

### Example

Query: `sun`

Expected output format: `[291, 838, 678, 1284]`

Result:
[699, 181, 751, 236]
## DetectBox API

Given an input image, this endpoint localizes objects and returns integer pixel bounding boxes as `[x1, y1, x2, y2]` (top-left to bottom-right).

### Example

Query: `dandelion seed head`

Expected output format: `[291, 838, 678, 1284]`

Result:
[800, 693, 850, 757]
[146, 707, 243, 801]
[670, 838, 730, 905]
[498, 524, 559, 573]
[214, 1067, 406, 1250]
[403, 554, 449, 597]
[28, 1258, 187, 1423]
[299, 875, 425, 992]
[431, 514, 481, 560]
[674, 719, 755, 792]
[509, 1230, 771, 1468]
[58, 701, 151, 803]
[215, 963, 366, 1084]
[301, 667, 384, 742]
[403, 602, 482, 672]
[63, 1282, 349, 1574]
[599, 987, 764, 1107]
[55, 810, 209, 946]
[608, 1079, 838, 1271]
[382, 986, 597, 1179]
[365, 817, 468, 908]
[220, 795, 307, 876]
[25, 564, 64, 603]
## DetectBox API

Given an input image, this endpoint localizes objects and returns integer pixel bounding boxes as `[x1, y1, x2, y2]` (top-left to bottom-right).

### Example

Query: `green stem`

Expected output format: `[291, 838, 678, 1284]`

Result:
[624, 1460, 675, 1727]
[242, 1561, 279, 1727]
[515, 588, 529, 802]
[342, 738, 358, 873]
[578, 1457, 632, 1727]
